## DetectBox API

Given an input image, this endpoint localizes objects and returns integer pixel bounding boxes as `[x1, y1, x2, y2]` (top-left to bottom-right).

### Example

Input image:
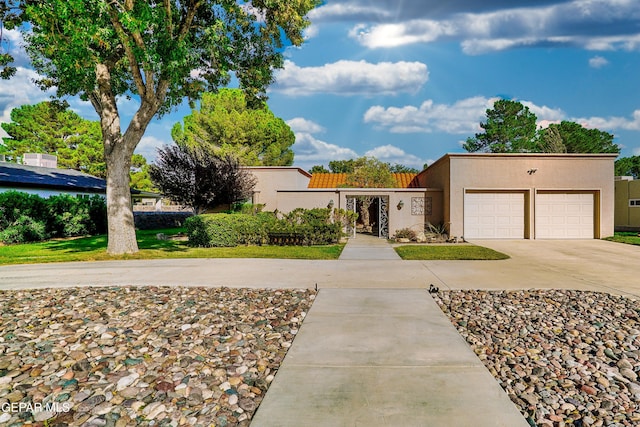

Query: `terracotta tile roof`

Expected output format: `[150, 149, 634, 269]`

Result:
[307, 173, 347, 188]
[394, 173, 422, 188]
[308, 173, 420, 189]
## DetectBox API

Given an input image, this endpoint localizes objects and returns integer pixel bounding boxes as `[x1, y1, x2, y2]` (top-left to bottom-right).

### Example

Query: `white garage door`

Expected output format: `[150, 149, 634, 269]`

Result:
[464, 192, 525, 239]
[535, 193, 593, 239]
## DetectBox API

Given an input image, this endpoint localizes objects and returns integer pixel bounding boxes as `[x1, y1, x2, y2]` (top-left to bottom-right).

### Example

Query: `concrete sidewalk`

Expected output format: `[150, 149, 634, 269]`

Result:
[251, 289, 528, 426]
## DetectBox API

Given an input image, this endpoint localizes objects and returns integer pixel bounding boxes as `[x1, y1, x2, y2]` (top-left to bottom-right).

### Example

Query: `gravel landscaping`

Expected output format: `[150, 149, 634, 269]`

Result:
[434, 289, 640, 427]
[0, 286, 316, 427]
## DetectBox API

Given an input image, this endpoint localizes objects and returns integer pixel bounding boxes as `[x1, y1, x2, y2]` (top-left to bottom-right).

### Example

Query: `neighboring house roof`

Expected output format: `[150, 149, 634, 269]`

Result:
[0, 162, 106, 193]
[308, 172, 421, 189]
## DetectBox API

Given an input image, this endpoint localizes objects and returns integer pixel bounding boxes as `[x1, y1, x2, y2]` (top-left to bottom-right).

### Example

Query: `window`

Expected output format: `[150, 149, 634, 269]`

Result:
[630, 199, 640, 207]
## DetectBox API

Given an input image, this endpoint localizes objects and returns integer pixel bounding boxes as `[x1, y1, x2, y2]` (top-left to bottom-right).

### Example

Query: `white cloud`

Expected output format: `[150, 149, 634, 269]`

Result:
[364, 96, 497, 134]
[308, 4, 392, 21]
[571, 109, 640, 131]
[1, 29, 30, 67]
[286, 117, 325, 134]
[349, 20, 454, 48]
[0, 67, 55, 138]
[364, 145, 427, 169]
[589, 55, 609, 68]
[292, 132, 358, 167]
[583, 34, 640, 51]
[633, 147, 640, 156]
[273, 60, 429, 96]
[303, 24, 320, 40]
[134, 135, 170, 163]
[365, 97, 574, 135]
[342, 2, 640, 54]
[520, 101, 565, 123]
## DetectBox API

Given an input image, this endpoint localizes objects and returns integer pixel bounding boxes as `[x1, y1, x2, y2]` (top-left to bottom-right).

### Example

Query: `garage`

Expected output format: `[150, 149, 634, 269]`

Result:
[535, 192, 594, 239]
[464, 192, 525, 239]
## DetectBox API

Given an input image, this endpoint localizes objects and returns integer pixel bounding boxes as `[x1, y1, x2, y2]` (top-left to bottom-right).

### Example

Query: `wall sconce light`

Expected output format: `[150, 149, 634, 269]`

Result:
[397, 200, 404, 210]
[327, 199, 334, 209]
[527, 168, 538, 175]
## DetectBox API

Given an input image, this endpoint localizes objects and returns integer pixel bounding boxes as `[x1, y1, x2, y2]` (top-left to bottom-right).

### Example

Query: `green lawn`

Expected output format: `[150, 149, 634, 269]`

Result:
[394, 244, 510, 260]
[0, 228, 345, 265]
[605, 232, 640, 246]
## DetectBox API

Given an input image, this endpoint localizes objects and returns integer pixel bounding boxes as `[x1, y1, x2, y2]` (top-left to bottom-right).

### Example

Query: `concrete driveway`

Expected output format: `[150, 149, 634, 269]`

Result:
[427, 239, 640, 296]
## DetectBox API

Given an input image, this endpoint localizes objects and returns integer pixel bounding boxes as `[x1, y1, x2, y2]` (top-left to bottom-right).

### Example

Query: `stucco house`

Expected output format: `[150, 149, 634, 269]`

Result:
[248, 153, 617, 240]
[615, 176, 640, 231]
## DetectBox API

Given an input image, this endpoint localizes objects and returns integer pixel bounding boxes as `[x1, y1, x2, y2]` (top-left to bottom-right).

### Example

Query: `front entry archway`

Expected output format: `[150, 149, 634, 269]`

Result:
[346, 195, 389, 238]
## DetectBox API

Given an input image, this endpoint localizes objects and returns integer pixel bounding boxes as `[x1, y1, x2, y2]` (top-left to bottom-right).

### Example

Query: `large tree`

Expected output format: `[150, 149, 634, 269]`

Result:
[538, 121, 619, 154]
[308, 164, 329, 174]
[172, 89, 295, 166]
[615, 156, 640, 179]
[149, 144, 255, 214]
[1, 101, 106, 177]
[15, 0, 318, 254]
[388, 163, 420, 173]
[463, 99, 538, 153]
[328, 159, 356, 173]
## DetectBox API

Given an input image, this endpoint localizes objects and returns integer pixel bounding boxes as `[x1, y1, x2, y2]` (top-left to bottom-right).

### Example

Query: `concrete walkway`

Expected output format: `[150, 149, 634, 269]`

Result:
[338, 233, 401, 260]
[250, 288, 527, 426]
[251, 236, 527, 426]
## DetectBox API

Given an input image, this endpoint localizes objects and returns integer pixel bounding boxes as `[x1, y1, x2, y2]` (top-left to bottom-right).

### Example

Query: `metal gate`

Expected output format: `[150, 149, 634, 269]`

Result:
[379, 196, 389, 238]
[346, 196, 356, 238]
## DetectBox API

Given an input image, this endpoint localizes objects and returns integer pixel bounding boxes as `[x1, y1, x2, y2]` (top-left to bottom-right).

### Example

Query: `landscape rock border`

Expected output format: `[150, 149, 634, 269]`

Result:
[434, 289, 640, 427]
[0, 286, 316, 427]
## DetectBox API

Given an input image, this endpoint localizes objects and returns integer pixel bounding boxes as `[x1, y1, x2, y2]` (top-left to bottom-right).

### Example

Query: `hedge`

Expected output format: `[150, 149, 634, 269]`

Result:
[185, 212, 277, 247]
[185, 208, 350, 247]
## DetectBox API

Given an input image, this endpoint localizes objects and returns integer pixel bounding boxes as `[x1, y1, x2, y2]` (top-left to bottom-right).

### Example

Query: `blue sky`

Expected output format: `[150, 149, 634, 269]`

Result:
[1, 0, 640, 171]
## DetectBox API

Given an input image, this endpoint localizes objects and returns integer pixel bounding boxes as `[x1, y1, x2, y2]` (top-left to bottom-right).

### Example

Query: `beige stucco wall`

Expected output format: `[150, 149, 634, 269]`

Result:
[421, 153, 616, 239]
[615, 178, 640, 230]
[245, 167, 310, 211]
[417, 157, 450, 232]
[274, 188, 443, 238]
[276, 190, 338, 212]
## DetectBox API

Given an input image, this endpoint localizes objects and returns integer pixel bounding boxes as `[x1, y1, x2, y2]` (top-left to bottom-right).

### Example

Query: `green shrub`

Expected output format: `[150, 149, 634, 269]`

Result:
[0, 191, 107, 244]
[0, 215, 48, 244]
[274, 208, 342, 245]
[185, 214, 273, 247]
[45, 194, 107, 237]
[234, 212, 277, 245]
[0, 191, 47, 230]
[185, 215, 237, 247]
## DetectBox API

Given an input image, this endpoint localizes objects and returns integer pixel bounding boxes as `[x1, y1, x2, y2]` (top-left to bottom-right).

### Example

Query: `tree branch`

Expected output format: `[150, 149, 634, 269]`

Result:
[163, 0, 173, 35]
[177, 0, 202, 42]
[87, 92, 102, 116]
[106, 4, 151, 99]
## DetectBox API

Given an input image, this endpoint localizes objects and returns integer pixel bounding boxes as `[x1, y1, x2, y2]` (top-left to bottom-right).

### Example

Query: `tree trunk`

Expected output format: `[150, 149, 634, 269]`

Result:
[105, 142, 138, 254]
[92, 63, 165, 254]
